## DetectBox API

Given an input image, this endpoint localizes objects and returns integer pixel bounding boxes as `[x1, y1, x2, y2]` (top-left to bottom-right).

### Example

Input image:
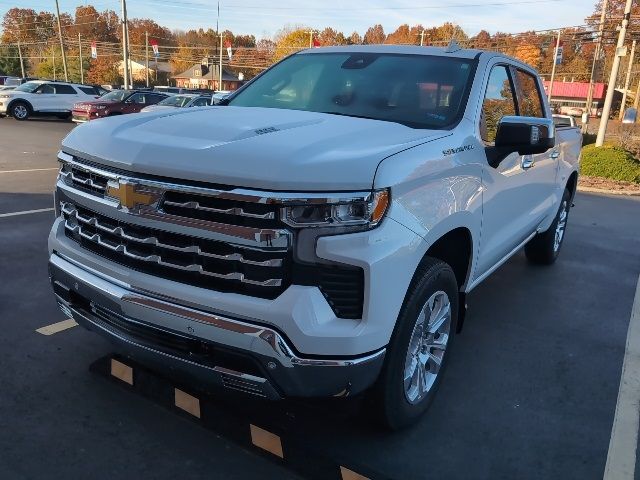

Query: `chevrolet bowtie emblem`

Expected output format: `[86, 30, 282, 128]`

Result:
[106, 181, 156, 210]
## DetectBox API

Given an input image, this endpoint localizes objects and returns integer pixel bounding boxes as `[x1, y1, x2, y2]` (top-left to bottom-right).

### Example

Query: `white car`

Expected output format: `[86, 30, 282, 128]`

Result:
[49, 45, 581, 429]
[0, 80, 102, 120]
[140, 94, 212, 112]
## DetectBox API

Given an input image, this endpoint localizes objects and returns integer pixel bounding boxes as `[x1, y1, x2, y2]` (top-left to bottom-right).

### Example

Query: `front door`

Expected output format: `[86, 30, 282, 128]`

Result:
[474, 63, 559, 278]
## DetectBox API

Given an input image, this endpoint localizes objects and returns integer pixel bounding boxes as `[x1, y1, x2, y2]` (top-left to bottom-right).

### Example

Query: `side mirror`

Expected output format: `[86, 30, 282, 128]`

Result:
[487, 116, 555, 167]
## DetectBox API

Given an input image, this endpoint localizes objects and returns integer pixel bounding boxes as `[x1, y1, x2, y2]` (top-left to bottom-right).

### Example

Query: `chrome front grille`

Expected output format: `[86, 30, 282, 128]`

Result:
[61, 202, 289, 297]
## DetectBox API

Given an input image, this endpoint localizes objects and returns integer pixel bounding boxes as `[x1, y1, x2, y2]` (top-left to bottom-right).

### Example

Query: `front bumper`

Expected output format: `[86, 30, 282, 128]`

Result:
[49, 253, 385, 398]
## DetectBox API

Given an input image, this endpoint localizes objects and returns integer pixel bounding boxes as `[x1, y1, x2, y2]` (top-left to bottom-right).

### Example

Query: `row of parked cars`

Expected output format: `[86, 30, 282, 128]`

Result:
[0, 79, 229, 122]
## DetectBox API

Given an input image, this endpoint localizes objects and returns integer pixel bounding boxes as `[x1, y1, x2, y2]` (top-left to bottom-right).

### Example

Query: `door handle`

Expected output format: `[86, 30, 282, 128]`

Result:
[521, 155, 535, 170]
[550, 151, 560, 159]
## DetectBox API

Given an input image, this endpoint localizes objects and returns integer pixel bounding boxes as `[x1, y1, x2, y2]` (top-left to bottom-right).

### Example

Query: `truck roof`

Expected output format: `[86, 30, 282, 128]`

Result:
[299, 44, 485, 60]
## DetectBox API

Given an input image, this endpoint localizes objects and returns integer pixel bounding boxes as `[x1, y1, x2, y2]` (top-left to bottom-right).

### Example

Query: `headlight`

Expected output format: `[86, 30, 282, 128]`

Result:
[282, 189, 389, 229]
[0, 94, 12, 99]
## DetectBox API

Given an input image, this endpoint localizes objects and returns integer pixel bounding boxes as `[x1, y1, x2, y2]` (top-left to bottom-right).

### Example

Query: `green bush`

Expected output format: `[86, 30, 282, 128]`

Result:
[580, 144, 640, 183]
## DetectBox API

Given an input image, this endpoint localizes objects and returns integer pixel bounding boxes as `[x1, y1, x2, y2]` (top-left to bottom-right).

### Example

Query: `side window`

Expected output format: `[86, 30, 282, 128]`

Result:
[480, 65, 517, 144]
[148, 94, 165, 105]
[37, 84, 56, 94]
[79, 86, 97, 95]
[128, 93, 146, 104]
[193, 97, 210, 106]
[55, 85, 77, 94]
[515, 69, 544, 117]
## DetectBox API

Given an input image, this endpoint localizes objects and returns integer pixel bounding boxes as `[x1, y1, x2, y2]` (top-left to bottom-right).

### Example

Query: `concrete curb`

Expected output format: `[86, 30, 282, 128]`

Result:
[577, 185, 640, 196]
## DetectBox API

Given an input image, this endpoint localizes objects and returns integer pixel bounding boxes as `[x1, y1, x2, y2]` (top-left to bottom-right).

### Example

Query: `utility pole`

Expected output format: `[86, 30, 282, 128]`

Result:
[634, 78, 640, 109]
[145, 31, 150, 87]
[547, 30, 562, 103]
[219, 33, 223, 91]
[419, 30, 426, 46]
[596, 0, 634, 147]
[585, 0, 607, 120]
[308, 30, 313, 48]
[52, 51, 56, 81]
[619, 39, 636, 120]
[78, 33, 84, 84]
[120, 0, 130, 89]
[17, 41, 25, 78]
[54, 0, 69, 81]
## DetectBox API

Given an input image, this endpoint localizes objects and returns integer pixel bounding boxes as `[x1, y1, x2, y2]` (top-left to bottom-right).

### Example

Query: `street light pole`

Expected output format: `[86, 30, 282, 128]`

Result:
[54, 0, 69, 81]
[17, 41, 25, 78]
[219, 33, 223, 91]
[585, 0, 607, 119]
[618, 39, 636, 120]
[78, 33, 84, 84]
[120, 0, 130, 89]
[596, 0, 634, 146]
[145, 31, 150, 88]
[547, 30, 562, 103]
[419, 30, 426, 46]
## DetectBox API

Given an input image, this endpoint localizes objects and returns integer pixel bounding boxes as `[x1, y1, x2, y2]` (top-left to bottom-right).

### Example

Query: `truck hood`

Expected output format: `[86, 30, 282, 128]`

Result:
[62, 106, 449, 191]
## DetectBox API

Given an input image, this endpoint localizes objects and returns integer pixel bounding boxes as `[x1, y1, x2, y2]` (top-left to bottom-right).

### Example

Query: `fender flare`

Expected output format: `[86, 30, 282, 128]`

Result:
[7, 98, 34, 114]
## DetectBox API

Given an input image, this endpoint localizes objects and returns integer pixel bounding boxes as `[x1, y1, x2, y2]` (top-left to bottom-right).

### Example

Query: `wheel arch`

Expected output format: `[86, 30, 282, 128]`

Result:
[7, 98, 33, 114]
[566, 170, 579, 203]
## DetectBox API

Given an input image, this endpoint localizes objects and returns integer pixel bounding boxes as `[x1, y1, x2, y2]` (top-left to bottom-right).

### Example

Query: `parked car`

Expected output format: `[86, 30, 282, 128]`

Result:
[71, 89, 169, 123]
[49, 45, 581, 430]
[0, 80, 103, 120]
[622, 107, 637, 124]
[552, 114, 577, 128]
[140, 93, 212, 112]
[211, 90, 231, 104]
[0, 85, 15, 92]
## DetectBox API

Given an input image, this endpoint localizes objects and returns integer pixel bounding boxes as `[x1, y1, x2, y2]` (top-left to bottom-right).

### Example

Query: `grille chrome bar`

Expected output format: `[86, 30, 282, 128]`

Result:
[65, 220, 283, 287]
[59, 169, 107, 191]
[163, 200, 275, 220]
[62, 203, 283, 267]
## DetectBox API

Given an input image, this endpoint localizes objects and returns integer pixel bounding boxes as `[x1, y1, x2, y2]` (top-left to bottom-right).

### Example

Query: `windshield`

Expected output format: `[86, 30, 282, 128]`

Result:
[228, 52, 474, 129]
[15, 82, 40, 93]
[158, 95, 193, 107]
[100, 90, 129, 102]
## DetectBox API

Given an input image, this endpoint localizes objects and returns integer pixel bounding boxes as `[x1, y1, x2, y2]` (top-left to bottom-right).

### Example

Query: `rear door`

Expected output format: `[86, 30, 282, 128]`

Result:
[52, 84, 81, 111]
[474, 62, 559, 278]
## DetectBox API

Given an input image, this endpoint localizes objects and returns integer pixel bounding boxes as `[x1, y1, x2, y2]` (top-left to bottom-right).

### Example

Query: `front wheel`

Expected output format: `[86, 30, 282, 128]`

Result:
[11, 101, 30, 121]
[524, 188, 571, 265]
[370, 258, 458, 430]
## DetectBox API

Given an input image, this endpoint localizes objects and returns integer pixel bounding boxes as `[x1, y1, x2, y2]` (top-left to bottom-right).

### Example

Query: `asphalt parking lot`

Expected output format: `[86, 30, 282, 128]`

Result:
[0, 117, 639, 480]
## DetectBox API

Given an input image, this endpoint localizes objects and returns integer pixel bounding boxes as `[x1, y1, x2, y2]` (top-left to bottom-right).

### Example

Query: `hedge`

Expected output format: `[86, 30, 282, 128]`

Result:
[580, 144, 640, 183]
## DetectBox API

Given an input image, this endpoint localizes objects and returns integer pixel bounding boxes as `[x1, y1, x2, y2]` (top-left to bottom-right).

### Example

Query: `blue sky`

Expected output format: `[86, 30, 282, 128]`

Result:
[3, 0, 595, 39]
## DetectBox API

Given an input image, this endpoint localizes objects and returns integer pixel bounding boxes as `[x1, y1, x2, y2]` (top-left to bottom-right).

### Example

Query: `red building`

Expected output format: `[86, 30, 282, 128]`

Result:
[542, 81, 621, 116]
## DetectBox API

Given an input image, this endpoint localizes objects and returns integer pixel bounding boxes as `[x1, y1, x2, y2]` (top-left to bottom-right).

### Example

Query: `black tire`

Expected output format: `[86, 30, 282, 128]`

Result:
[10, 101, 30, 121]
[370, 257, 459, 430]
[524, 188, 571, 265]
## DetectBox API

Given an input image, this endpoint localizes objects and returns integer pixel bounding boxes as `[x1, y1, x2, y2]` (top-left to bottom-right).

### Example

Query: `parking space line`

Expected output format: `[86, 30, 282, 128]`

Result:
[0, 208, 54, 218]
[35, 318, 78, 336]
[604, 274, 640, 480]
[0, 167, 58, 174]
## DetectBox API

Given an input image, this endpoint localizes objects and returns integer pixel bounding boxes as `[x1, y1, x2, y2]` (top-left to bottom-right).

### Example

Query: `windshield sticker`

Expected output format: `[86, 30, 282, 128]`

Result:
[442, 145, 475, 156]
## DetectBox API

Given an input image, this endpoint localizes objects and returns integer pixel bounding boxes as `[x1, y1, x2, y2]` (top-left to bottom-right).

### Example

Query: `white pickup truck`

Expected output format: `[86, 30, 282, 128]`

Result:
[48, 45, 581, 429]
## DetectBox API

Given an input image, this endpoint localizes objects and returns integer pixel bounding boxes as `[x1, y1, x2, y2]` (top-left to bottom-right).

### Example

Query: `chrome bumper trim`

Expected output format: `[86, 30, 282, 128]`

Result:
[49, 253, 385, 369]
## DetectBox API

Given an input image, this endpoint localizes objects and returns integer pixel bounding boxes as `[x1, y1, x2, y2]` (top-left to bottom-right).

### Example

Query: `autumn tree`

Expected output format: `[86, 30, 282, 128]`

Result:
[514, 43, 542, 69]
[273, 27, 310, 61]
[317, 27, 348, 46]
[363, 24, 385, 44]
[0, 45, 22, 76]
[87, 55, 122, 85]
[348, 31, 362, 45]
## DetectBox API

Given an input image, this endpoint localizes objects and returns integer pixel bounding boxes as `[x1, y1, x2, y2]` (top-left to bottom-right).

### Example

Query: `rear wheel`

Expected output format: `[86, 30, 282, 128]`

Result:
[11, 101, 30, 121]
[525, 188, 571, 265]
[371, 258, 458, 430]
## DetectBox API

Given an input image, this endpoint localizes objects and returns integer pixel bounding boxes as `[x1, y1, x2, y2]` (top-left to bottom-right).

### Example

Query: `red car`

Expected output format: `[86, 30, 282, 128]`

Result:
[72, 89, 169, 123]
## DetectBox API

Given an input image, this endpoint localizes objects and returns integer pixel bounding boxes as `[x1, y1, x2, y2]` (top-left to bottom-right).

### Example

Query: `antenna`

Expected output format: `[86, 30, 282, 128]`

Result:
[445, 39, 462, 53]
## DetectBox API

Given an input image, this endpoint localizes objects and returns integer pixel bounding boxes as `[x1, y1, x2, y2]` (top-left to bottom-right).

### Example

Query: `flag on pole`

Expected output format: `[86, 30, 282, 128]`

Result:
[150, 39, 159, 58]
[312, 38, 321, 48]
[225, 40, 233, 60]
[91, 41, 97, 59]
[554, 40, 563, 65]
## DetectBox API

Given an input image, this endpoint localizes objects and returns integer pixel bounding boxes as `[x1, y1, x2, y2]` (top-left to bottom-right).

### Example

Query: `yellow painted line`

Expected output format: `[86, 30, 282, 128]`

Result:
[175, 388, 201, 418]
[0, 167, 58, 174]
[250, 424, 283, 458]
[604, 274, 640, 479]
[0, 208, 54, 218]
[35, 318, 78, 335]
[110, 359, 134, 385]
[340, 466, 370, 480]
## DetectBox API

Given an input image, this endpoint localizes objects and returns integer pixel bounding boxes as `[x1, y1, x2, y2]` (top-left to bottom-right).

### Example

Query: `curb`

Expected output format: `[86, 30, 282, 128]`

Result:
[577, 185, 640, 196]
[92, 355, 390, 480]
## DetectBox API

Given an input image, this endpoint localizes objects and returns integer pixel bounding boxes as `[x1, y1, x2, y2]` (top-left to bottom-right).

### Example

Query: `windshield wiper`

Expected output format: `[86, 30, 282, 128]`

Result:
[319, 111, 383, 122]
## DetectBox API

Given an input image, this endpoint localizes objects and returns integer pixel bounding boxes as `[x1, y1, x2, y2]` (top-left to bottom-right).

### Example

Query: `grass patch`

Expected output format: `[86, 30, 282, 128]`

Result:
[581, 144, 640, 184]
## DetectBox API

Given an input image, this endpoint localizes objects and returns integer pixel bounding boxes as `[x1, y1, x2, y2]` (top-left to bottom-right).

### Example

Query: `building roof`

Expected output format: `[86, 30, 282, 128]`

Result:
[172, 63, 239, 82]
[543, 81, 607, 100]
[118, 60, 172, 73]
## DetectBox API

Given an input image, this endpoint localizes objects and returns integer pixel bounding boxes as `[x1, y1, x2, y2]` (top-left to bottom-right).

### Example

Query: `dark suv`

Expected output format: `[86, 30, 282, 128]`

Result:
[72, 89, 168, 123]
